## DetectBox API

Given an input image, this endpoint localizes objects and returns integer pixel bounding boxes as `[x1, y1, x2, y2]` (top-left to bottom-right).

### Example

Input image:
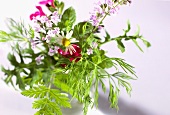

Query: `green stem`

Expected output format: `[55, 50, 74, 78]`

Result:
[92, 12, 109, 33]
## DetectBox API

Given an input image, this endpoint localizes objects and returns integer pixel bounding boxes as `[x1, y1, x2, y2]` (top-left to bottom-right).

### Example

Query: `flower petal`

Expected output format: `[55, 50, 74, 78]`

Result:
[66, 31, 73, 39]
[36, 6, 46, 16]
[70, 38, 79, 43]
[30, 12, 40, 20]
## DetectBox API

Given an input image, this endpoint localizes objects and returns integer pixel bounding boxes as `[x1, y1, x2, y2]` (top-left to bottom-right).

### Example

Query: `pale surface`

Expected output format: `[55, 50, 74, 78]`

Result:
[0, 0, 170, 115]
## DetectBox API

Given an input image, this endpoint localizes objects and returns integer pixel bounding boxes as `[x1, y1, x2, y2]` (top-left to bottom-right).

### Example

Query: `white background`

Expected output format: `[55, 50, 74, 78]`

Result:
[0, 0, 170, 115]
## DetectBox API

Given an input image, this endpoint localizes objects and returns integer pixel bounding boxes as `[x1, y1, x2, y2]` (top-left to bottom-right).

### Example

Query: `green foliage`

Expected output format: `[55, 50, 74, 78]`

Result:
[102, 20, 151, 52]
[104, 30, 111, 43]
[22, 85, 71, 115]
[112, 72, 136, 80]
[1, 42, 38, 90]
[0, 30, 12, 42]
[58, 7, 76, 31]
[0, 18, 30, 42]
[53, 78, 73, 95]
[73, 22, 93, 39]
[21, 86, 48, 98]
[33, 98, 62, 115]
[86, 50, 136, 110]
[54, 0, 65, 15]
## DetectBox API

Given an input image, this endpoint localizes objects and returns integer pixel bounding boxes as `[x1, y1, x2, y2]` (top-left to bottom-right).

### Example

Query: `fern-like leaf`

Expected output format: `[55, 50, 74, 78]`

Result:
[50, 89, 71, 108]
[21, 85, 71, 115]
[34, 107, 54, 115]
[21, 86, 48, 98]
[33, 98, 62, 115]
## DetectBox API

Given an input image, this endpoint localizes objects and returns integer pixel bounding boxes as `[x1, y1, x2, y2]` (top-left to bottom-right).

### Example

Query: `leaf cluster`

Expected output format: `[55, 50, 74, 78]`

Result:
[22, 85, 71, 115]
[102, 20, 151, 53]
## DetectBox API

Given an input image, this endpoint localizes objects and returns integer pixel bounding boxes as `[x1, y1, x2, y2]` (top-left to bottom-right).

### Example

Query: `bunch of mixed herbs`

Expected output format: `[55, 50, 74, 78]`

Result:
[0, 0, 150, 115]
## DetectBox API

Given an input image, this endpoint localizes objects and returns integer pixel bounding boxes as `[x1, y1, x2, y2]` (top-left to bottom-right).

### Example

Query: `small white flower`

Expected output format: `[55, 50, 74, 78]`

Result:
[45, 35, 51, 43]
[32, 17, 38, 23]
[52, 11, 58, 16]
[33, 24, 46, 33]
[30, 39, 36, 49]
[31, 15, 41, 23]
[52, 27, 60, 35]
[46, 20, 53, 28]
[39, 16, 49, 23]
[57, 31, 78, 46]
[87, 48, 93, 55]
[92, 42, 98, 48]
[35, 55, 44, 65]
[47, 27, 60, 38]
[34, 24, 41, 32]
[47, 30, 55, 37]
[51, 15, 60, 23]
[56, 31, 79, 55]
[54, 46, 59, 53]
[48, 48, 55, 56]
[40, 28, 46, 33]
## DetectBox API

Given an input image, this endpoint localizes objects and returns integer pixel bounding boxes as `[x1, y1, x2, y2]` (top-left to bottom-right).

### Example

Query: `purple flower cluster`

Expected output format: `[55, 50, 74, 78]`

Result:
[31, 10, 60, 47]
[89, 0, 119, 26]
[30, 9, 61, 64]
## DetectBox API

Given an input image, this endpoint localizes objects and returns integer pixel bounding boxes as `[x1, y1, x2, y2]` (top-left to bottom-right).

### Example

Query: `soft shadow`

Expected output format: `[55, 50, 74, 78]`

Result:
[97, 87, 155, 115]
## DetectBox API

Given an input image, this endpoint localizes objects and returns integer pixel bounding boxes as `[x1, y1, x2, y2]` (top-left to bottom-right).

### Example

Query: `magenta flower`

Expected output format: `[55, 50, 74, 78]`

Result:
[39, 0, 55, 8]
[30, 6, 46, 20]
[58, 44, 82, 62]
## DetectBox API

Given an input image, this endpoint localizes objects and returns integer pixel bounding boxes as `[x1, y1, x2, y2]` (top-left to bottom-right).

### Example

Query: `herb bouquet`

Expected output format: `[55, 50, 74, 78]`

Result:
[0, 0, 150, 115]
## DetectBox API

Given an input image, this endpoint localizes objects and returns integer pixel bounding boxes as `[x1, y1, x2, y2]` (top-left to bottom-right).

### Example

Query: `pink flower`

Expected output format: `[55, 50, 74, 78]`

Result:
[48, 48, 55, 56]
[34, 24, 42, 32]
[90, 14, 99, 26]
[92, 42, 98, 48]
[52, 27, 60, 35]
[30, 6, 46, 20]
[87, 48, 93, 55]
[46, 20, 53, 28]
[35, 55, 44, 65]
[39, 16, 49, 23]
[54, 46, 59, 53]
[39, 0, 55, 8]
[30, 39, 37, 49]
[58, 48, 69, 56]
